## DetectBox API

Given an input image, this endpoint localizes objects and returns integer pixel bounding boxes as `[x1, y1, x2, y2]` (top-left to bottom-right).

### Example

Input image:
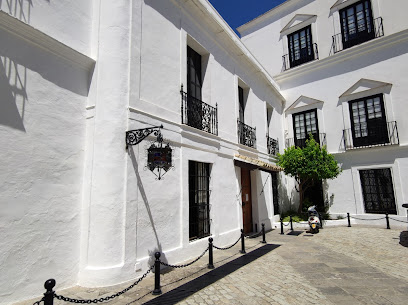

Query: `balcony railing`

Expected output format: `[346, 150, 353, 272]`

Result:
[237, 120, 256, 148]
[181, 86, 218, 136]
[282, 43, 319, 71]
[330, 17, 384, 55]
[267, 135, 279, 156]
[343, 121, 399, 150]
[285, 133, 326, 149]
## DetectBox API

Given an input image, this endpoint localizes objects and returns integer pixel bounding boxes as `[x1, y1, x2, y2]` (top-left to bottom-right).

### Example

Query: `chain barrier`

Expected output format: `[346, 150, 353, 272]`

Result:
[160, 247, 209, 268]
[282, 222, 290, 227]
[54, 266, 154, 304]
[389, 217, 408, 223]
[213, 235, 241, 250]
[32, 298, 44, 305]
[350, 216, 386, 221]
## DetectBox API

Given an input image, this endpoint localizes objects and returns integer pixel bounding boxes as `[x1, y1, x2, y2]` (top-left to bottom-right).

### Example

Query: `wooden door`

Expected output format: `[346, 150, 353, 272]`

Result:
[241, 168, 253, 234]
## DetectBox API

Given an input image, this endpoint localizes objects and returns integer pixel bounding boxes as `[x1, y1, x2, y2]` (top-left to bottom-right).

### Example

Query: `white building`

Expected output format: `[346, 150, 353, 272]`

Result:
[239, 0, 408, 218]
[0, 0, 407, 304]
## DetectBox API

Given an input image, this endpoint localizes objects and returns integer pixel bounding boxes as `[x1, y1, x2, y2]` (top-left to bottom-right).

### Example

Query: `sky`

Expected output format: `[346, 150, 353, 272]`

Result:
[208, 0, 287, 36]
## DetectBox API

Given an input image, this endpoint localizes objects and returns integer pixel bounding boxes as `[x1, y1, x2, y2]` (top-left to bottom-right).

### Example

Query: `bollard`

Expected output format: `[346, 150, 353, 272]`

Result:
[290, 215, 293, 231]
[386, 213, 390, 229]
[347, 213, 351, 227]
[43, 279, 56, 305]
[319, 213, 323, 229]
[240, 229, 246, 254]
[280, 218, 284, 235]
[208, 237, 214, 269]
[261, 223, 266, 243]
[152, 252, 162, 295]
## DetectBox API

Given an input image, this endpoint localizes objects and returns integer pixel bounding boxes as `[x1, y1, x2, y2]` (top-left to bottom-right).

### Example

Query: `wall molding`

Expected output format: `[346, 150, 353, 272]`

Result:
[0, 10, 95, 72]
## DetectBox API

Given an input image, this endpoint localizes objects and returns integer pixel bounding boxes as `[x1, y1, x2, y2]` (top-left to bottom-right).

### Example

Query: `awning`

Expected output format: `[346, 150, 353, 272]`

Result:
[234, 154, 283, 173]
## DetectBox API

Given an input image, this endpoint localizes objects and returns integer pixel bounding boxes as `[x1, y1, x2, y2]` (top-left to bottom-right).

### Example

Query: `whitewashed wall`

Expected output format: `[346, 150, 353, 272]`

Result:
[0, 14, 93, 305]
[239, 0, 408, 217]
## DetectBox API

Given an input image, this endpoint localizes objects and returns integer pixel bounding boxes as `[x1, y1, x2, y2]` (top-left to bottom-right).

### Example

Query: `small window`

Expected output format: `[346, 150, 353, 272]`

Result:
[340, 0, 374, 49]
[359, 168, 396, 214]
[189, 161, 211, 240]
[292, 109, 319, 148]
[238, 86, 245, 123]
[287, 25, 314, 68]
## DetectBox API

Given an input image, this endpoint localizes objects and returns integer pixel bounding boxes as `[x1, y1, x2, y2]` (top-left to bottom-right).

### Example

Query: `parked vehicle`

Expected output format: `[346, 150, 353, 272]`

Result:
[308, 205, 321, 234]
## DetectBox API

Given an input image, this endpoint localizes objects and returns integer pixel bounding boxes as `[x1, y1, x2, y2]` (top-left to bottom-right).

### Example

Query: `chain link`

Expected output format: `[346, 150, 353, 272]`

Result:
[389, 217, 408, 223]
[32, 298, 44, 305]
[213, 235, 241, 250]
[282, 222, 290, 226]
[350, 216, 386, 221]
[55, 266, 153, 303]
[160, 247, 209, 268]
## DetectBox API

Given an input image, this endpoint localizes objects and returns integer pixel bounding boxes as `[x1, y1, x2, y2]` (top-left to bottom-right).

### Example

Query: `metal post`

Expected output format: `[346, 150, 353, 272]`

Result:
[261, 223, 266, 243]
[43, 279, 56, 305]
[152, 252, 162, 295]
[347, 213, 351, 227]
[240, 229, 246, 254]
[208, 238, 214, 269]
[318, 213, 323, 229]
[280, 218, 284, 235]
[386, 213, 390, 230]
[290, 215, 293, 231]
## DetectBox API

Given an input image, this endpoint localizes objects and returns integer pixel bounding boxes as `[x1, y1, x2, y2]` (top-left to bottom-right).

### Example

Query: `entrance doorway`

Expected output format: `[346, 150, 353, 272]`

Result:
[241, 168, 253, 233]
[304, 180, 324, 212]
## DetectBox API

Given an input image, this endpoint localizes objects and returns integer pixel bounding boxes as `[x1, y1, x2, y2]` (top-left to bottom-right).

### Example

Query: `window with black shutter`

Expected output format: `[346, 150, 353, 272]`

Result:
[340, 0, 374, 49]
[189, 161, 211, 240]
[292, 109, 319, 148]
[359, 168, 396, 214]
[287, 25, 314, 68]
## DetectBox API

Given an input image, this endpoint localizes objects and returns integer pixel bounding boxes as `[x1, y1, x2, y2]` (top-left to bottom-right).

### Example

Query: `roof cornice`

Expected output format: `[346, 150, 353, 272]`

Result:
[0, 10, 95, 72]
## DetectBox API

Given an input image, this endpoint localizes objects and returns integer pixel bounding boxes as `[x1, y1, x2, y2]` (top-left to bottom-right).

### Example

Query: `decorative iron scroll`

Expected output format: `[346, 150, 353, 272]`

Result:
[180, 85, 218, 136]
[237, 120, 256, 148]
[267, 136, 279, 156]
[126, 125, 163, 148]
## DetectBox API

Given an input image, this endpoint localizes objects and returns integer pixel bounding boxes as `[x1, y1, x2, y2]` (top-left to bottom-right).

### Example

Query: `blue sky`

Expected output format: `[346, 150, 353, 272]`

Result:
[208, 0, 287, 36]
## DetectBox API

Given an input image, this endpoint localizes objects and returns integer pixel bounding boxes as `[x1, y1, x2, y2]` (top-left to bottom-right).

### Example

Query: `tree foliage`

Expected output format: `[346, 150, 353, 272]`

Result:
[277, 135, 341, 212]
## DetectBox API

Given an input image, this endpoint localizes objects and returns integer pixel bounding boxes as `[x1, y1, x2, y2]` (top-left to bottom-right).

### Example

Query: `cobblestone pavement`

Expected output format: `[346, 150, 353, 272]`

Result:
[15, 226, 408, 305]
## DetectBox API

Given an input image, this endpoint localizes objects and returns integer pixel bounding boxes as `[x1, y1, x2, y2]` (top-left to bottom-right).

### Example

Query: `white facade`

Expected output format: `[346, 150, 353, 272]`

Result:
[0, 1, 284, 304]
[239, 0, 408, 217]
[1, 0, 408, 304]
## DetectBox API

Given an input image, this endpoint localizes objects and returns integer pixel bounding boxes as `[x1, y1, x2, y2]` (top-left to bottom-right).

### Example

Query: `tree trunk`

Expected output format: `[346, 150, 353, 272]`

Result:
[298, 183, 304, 213]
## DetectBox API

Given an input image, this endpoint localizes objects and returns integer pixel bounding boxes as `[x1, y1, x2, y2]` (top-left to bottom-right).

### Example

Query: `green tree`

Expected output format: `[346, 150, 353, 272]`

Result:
[277, 135, 341, 213]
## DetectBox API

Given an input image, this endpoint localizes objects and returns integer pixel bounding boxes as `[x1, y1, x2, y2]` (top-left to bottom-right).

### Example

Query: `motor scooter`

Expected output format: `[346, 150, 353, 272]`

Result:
[308, 205, 321, 234]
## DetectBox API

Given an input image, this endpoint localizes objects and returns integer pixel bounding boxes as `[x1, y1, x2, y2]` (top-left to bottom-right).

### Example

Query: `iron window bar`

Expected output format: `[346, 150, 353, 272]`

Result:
[343, 121, 399, 150]
[266, 135, 279, 156]
[282, 43, 319, 71]
[330, 17, 384, 55]
[237, 119, 256, 148]
[285, 133, 326, 148]
[180, 85, 218, 136]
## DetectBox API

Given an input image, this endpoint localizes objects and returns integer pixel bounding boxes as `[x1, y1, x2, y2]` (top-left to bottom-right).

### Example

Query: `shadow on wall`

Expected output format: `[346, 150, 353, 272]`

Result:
[128, 147, 169, 268]
[0, 0, 50, 23]
[277, 173, 292, 214]
[0, 56, 27, 131]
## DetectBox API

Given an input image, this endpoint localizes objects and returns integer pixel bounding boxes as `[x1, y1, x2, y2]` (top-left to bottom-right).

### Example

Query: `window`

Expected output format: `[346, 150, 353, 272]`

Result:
[340, 0, 374, 49]
[359, 168, 396, 214]
[186, 46, 203, 130]
[189, 161, 211, 240]
[292, 109, 319, 148]
[348, 94, 388, 147]
[287, 25, 314, 68]
[238, 86, 245, 123]
[271, 172, 279, 215]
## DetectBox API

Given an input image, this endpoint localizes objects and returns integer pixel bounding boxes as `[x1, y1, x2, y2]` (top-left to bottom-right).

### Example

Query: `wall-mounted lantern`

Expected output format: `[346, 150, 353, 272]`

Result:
[126, 125, 174, 180]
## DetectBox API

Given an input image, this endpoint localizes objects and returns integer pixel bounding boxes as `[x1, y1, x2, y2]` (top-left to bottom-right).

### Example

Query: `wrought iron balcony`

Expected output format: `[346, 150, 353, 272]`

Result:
[237, 120, 256, 148]
[330, 17, 384, 55]
[285, 133, 326, 149]
[282, 43, 319, 71]
[343, 121, 399, 150]
[267, 135, 279, 156]
[181, 87, 218, 136]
